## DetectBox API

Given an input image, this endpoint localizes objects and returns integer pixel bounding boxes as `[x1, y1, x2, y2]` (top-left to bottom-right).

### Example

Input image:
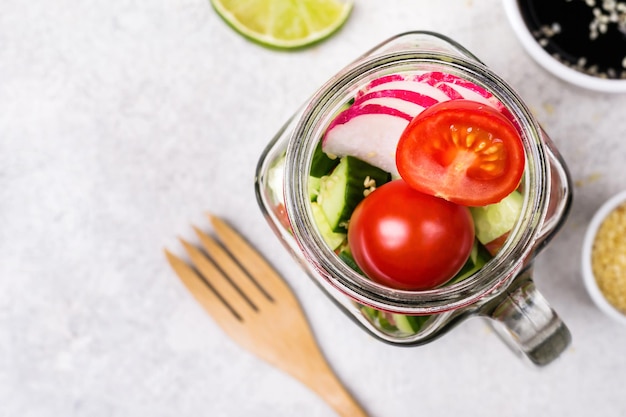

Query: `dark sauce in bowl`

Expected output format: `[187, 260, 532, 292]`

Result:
[518, 0, 626, 79]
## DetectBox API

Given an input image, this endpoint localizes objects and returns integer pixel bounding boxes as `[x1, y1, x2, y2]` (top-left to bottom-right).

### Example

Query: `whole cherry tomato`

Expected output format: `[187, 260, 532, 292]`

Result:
[348, 179, 475, 291]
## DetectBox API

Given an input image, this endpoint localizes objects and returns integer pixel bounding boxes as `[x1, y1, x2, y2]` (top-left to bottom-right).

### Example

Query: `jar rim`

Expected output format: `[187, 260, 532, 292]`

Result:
[284, 47, 550, 314]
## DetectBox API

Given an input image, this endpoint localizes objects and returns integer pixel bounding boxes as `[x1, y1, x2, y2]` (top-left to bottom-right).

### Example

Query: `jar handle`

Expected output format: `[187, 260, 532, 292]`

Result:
[481, 266, 571, 366]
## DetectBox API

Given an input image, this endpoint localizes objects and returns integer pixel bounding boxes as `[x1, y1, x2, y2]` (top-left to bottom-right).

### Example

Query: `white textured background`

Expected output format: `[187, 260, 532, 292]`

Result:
[2, 1, 626, 416]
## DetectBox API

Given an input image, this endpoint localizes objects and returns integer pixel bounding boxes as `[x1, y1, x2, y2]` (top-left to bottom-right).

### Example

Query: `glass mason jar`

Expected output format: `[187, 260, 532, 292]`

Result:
[255, 31, 572, 366]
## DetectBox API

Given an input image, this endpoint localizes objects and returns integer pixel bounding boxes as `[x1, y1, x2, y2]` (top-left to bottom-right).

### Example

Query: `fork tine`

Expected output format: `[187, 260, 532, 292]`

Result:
[179, 238, 257, 319]
[193, 226, 271, 309]
[208, 215, 294, 301]
[166, 221, 369, 417]
[164, 249, 241, 326]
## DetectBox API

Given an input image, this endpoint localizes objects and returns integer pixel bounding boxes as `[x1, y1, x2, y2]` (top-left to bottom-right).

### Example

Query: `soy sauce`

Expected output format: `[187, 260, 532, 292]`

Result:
[518, 0, 626, 79]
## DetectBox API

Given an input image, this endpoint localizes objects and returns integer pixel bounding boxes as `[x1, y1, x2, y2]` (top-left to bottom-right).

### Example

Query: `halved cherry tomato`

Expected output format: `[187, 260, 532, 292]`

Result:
[348, 179, 475, 291]
[396, 100, 525, 206]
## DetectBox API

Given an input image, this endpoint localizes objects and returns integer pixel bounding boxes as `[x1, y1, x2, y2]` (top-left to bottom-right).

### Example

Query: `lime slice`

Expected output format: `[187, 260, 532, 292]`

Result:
[211, 0, 354, 49]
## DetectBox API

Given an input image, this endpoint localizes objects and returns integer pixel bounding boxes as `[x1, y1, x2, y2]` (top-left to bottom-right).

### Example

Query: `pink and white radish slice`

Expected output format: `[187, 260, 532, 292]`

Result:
[323, 103, 412, 175]
[351, 89, 440, 118]
[324, 76, 449, 175]
[355, 74, 453, 102]
[416, 71, 506, 112]
[322, 72, 507, 176]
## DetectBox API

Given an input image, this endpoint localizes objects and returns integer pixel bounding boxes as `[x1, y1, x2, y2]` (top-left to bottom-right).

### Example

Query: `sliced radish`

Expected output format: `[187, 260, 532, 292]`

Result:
[417, 72, 493, 96]
[352, 89, 439, 117]
[417, 71, 505, 111]
[326, 102, 413, 129]
[322, 72, 511, 176]
[323, 104, 411, 175]
[356, 77, 451, 103]
[357, 71, 505, 110]
[361, 74, 406, 91]
[353, 89, 440, 108]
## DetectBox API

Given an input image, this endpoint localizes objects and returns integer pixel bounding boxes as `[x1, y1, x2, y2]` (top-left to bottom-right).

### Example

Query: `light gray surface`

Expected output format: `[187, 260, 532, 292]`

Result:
[2, 1, 626, 416]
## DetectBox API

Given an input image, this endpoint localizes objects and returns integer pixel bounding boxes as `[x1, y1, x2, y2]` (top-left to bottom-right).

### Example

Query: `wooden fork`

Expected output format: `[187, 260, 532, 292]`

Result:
[164, 214, 368, 417]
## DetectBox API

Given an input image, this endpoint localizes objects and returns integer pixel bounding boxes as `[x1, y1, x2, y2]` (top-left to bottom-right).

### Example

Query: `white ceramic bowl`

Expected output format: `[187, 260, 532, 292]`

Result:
[581, 190, 626, 325]
[503, 0, 626, 94]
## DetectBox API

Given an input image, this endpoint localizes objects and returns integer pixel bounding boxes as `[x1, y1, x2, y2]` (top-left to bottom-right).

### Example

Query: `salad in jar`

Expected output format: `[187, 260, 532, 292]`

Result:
[269, 70, 527, 336]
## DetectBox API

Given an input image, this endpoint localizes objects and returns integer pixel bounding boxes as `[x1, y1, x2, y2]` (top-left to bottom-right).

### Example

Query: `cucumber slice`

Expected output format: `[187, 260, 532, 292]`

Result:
[470, 190, 523, 245]
[360, 305, 379, 321]
[447, 240, 491, 284]
[393, 314, 429, 334]
[361, 304, 428, 335]
[310, 201, 346, 250]
[376, 312, 399, 332]
[318, 156, 391, 232]
[338, 249, 363, 274]
[308, 176, 321, 201]
[310, 141, 340, 177]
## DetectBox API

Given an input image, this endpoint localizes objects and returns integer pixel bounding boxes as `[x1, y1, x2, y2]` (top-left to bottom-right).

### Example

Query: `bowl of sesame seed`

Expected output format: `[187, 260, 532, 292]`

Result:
[503, 0, 626, 93]
[582, 190, 626, 324]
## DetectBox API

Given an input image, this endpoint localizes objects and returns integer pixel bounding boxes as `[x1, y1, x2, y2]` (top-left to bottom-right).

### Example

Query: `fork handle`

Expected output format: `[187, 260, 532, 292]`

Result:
[300, 356, 369, 417]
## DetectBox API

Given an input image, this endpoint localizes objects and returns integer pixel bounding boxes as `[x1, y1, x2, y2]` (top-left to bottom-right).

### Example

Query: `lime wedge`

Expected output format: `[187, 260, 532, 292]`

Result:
[211, 0, 354, 49]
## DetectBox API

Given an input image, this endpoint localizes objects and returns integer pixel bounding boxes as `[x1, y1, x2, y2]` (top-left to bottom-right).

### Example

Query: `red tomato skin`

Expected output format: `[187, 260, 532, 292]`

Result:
[275, 203, 292, 231]
[484, 232, 509, 256]
[396, 100, 525, 207]
[348, 180, 475, 291]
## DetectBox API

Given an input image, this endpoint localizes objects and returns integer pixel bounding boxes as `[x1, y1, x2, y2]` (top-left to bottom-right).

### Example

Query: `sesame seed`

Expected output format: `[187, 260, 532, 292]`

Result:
[363, 176, 376, 189]
[521, 0, 626, 78]
[591, 203, 626, 313]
